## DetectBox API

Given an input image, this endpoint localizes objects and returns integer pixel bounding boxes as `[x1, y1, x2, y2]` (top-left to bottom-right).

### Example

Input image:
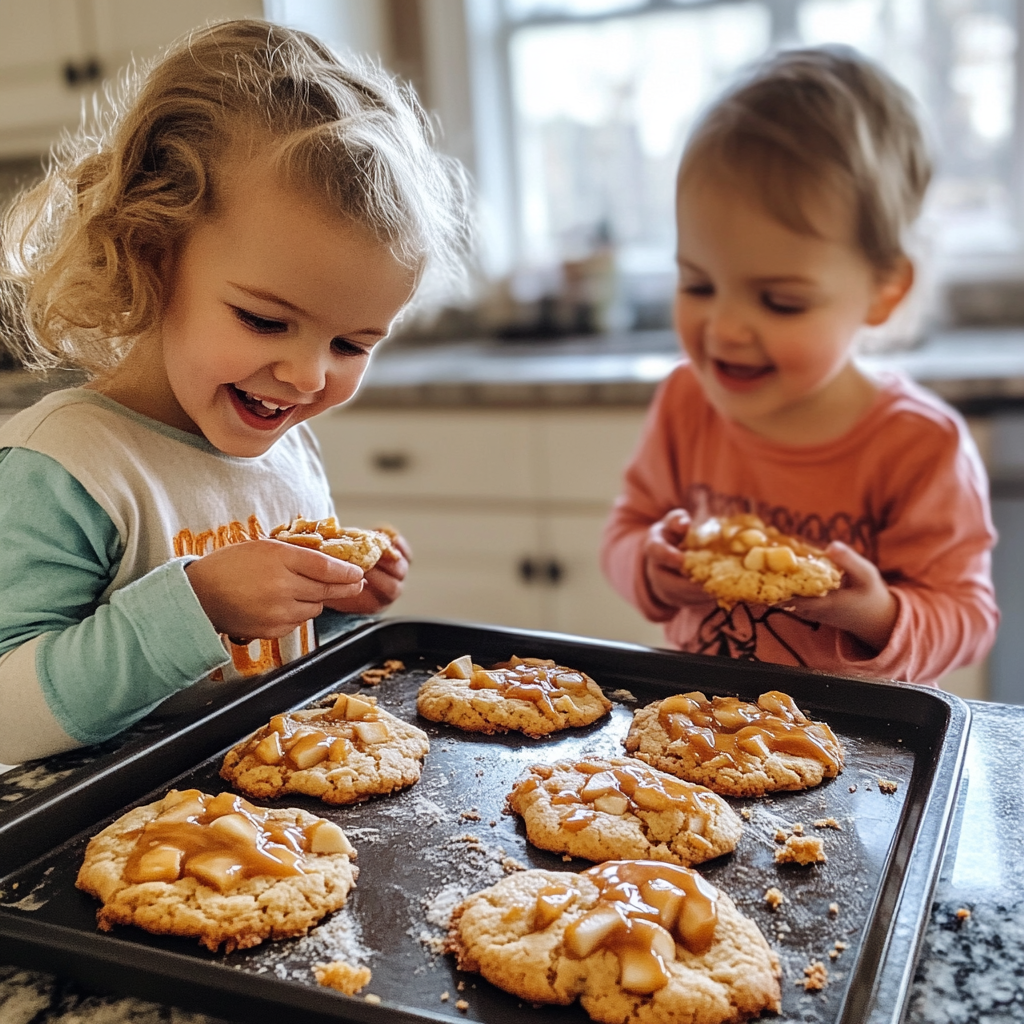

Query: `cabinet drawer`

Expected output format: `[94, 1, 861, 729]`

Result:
[312, 410, 537, 500]
[539, 409, 647, 503]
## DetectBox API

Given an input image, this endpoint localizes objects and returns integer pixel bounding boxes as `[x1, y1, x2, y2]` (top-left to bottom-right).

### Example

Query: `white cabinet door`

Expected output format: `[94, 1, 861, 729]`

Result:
[539, 409, 647, 503]
[331, 499, 544, 630]
[543, 512, 666, 647]
[312, 409, 538, 501]
[0, 0, 87, 156]
[91, 0, 262, 66]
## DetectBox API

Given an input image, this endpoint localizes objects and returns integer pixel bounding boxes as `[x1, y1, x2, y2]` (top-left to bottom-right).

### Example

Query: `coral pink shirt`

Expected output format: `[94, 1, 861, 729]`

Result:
[601, 362, 998, 684]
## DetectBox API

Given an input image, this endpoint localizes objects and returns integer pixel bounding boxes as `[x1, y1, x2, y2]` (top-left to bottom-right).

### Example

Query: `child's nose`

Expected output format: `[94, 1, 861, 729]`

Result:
[706, 299, 753, 347]
[274, 348, 327, 394]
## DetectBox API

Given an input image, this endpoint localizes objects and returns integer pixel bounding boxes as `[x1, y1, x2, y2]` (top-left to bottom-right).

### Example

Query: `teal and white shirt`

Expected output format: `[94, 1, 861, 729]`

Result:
[0, 388, 339, 763]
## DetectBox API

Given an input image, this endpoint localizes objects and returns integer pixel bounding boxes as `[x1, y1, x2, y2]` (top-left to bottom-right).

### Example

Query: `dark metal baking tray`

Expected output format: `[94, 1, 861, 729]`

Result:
[0, 618, 969, 1024]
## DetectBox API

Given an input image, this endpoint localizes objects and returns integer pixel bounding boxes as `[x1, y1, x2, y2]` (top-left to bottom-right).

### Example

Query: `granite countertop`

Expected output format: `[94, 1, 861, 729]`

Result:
[0, 698, 1020, 1023]
[3, 328, 1024, 413]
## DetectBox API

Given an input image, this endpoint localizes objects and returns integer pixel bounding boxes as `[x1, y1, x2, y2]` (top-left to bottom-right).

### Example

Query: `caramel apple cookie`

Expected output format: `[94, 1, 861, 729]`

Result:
[508, 758, 742, 866]
[220, 693, 429, 804]
[448, 861, 781, 1024]
[270, 516, 398, 571]
[76, 788, 357, 953]
[625, 690, 844, 797]
[417, 655, 612, 739]
[682, 513, 842, 609]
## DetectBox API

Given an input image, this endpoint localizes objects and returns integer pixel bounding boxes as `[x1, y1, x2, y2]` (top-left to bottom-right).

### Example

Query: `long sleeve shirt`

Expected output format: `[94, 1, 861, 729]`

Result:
[601, 363, 998, 685]
[0, 388, 341, 763]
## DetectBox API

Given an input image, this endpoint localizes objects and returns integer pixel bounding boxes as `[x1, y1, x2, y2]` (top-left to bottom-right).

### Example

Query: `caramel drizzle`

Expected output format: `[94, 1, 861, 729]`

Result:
[243, 695, 388, 770]
[124, 790, 313, 891]
[685, 513, 821, 558]
[514, 759, 717, 833]
[658, 691, 842, 770]
[467, 657, 591, 719]
[531, 861, 719, 994]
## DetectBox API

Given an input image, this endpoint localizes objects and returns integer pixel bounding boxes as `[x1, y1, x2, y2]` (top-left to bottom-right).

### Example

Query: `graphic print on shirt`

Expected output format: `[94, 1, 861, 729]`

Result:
[174, 514, 313, 680]
[683, 483, 880, 666]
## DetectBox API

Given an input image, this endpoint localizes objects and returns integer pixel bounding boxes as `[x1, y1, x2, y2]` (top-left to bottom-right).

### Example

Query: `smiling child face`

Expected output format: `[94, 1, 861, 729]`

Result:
[674, 173, 903, 440]
[150, 159, 415, 458]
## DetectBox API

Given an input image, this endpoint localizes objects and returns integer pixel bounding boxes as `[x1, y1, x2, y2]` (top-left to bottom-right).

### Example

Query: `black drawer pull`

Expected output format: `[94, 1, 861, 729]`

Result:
[519, 557, 565, 586]
[371, 451, 410, 472]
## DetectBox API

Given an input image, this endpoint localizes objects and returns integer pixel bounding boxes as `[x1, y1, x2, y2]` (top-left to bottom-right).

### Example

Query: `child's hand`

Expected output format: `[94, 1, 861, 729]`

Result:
[185, 540, 365, 639]
[643, 509, 714, 610]
[324, 532, 412, 615]
[787, 542, 898, 653]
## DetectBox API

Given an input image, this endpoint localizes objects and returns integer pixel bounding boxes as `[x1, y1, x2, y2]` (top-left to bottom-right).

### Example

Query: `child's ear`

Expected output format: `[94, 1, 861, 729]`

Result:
[865, 257, 914, 326]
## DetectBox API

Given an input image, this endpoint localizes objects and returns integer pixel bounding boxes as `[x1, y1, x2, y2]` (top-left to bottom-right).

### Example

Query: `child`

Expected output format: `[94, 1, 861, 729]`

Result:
[0, 20, 468, 763]
[602, 47, 997, 685]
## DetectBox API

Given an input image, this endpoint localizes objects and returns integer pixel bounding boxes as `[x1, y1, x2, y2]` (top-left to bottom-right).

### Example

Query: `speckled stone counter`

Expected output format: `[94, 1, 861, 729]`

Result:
[0, 699, 1019, 1023]
[3, 328, 1024, 413]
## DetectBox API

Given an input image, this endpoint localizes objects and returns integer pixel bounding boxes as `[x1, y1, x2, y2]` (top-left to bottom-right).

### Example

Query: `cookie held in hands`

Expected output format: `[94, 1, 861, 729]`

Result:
[681, 513, 841, 609]
[75, 788, 357, 952]
[625, 690, 844, 797]
[507, 757, 742, 866]
[417, 655, 612, 738]
[448, 861, 781, 1024]
[220, 693, 429, 804]
[271, 516, 398, 571]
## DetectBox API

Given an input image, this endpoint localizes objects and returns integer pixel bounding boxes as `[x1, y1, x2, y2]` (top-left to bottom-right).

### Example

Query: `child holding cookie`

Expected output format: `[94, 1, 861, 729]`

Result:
[0, 20, 468, 761]
[602, 47, 997, 685]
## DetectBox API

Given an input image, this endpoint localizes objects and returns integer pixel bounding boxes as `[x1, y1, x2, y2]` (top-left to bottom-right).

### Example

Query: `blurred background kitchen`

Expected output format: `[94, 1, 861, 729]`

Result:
[2, 0, 1023, 701]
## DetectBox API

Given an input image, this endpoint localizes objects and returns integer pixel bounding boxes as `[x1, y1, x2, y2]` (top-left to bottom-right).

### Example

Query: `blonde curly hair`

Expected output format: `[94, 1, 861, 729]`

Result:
[0, 19, 470, 375]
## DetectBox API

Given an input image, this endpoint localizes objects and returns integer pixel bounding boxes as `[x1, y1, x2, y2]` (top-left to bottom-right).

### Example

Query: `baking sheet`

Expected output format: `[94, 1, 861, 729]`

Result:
[0, 619, 969, 1024]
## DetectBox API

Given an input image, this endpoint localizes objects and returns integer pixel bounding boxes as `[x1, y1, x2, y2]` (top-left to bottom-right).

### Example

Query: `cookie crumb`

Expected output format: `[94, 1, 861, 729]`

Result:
[764, 886, 785, 910]
[801, 961, 828, 991]
[774, 835, 826, 865]
[440, 992, 450, 1002]
[791, 823, 804, 835]
[489, 820, 497, 827]
[878, 778, 898, 794]
[608, 688, 637, 702]
[828, 902, 840, 917]
[774, 828, 789, 843]
[813, 817, 842, 830]
[740, 808, 752, 820]
[360, 659, 405, 685]
[501, 856, 527, 874]
[460, 810, 481, 821]
[364, 994, 382, 1005]
[956, 907, 971, 921]
[562, 854, 572, 862]
[314, 961, 371, 995]
[849, 784, 857, 793]
[456, 1000, 470, 1012]
[457, 981, 466, 991]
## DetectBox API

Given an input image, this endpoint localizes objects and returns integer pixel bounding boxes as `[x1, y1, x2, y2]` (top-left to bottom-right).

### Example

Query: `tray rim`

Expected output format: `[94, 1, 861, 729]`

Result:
[0, 618, 971, 1024]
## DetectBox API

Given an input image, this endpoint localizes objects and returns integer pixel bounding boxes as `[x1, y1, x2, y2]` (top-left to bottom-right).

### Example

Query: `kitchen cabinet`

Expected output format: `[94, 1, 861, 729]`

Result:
[0, 0, 261, 158]
[310, 407, 666, 645]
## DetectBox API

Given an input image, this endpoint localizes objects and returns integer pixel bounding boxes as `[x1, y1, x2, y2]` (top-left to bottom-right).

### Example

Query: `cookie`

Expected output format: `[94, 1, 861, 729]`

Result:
[417, 655, 612, 739]
[507, 758, 742, 866]
[270, 516, 397, 570]
[682, 513, 842, 609]
[220, 693, 429, 804]
[449, 861, 781, 1024]
[625, 690, 844, 797]
[76, 788, 357, 953]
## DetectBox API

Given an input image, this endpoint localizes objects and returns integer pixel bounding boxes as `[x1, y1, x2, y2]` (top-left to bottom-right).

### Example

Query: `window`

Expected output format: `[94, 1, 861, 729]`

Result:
[468, 0, 1021, 303]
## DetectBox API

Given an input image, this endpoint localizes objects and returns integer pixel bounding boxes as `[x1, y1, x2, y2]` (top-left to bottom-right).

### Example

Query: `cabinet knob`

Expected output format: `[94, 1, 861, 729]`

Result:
[544, 559, 564, 585]
[64, 58, 102, 88]
[519, 557, 565, 586]
[371, 451, 410, 472]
